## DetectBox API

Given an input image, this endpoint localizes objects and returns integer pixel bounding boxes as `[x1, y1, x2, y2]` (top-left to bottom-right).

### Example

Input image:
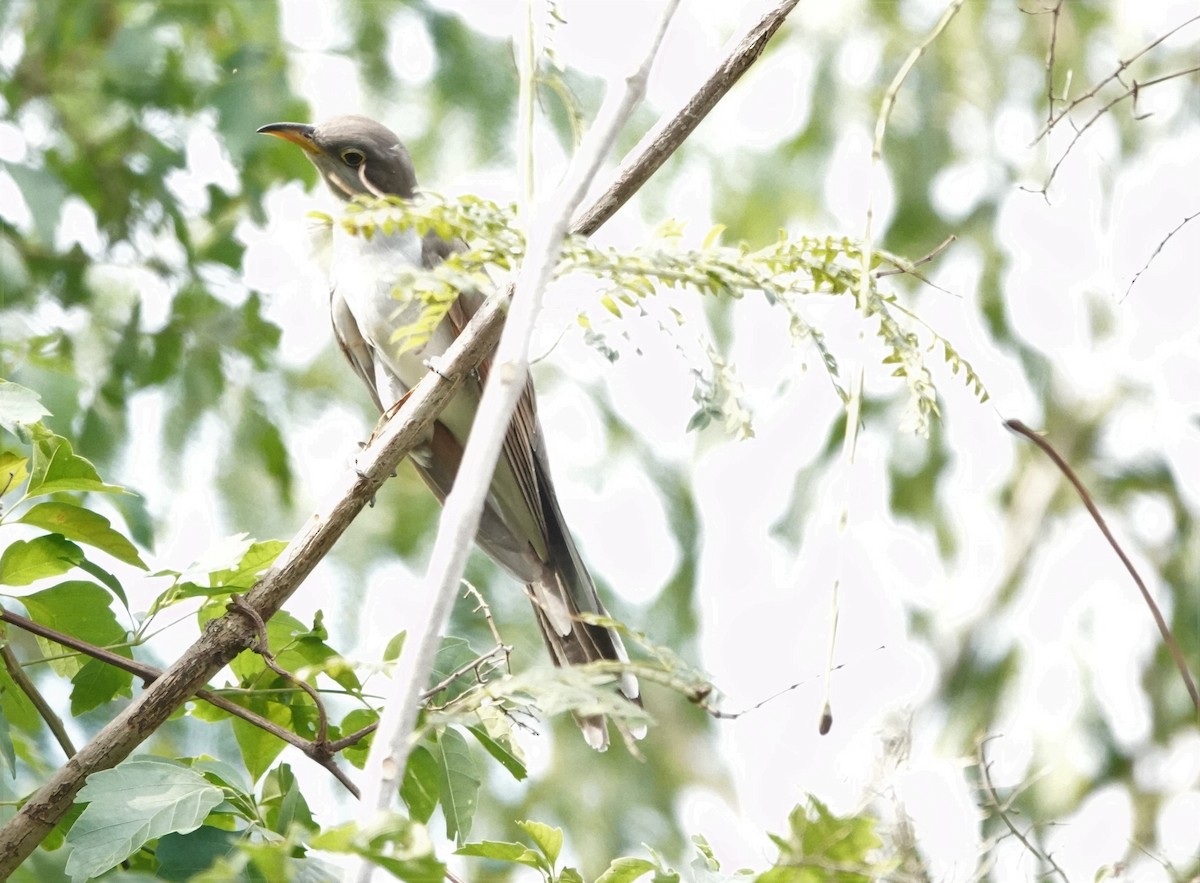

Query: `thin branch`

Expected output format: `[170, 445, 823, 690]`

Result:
[1030, 13, 1200, 145]
[0, 607, 360, 797]
[353, 0, 685, 860]
[0, 1, 805, 871]
[1026, 64, 1200, 195]
[229, 594, 329, 744]
[0, 643, 76, 759]
[1004, 420, 1200, 713]
[977, 736, 1071, 883]
[1122, 210, 1199, 301]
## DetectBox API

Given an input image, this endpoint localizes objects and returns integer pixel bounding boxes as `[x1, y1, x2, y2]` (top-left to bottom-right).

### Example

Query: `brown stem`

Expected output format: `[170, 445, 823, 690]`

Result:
[0, 643, 76, 759]
[1004, 420, 1200, 713]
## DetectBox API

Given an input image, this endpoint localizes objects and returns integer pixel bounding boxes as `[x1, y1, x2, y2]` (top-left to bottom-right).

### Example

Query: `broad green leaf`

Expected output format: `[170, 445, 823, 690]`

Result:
[70, 656, 134, 716]
[338, 707, 378, 770]
[560, 869, 584, 883]
[26, 425, 125, 496]
[261, 763, 316, 835]
[454, 840, 544, 869]
[230, 699, 290, 783]
[595, 857, 658, 883]
[155, 826, 240, 882]
[0, 381, 49, 433]
[209, 539, 287, 591]
[19, 501, 147, 568]
[400, 744, 440, 824]
[64, 758, 224, 882]
[76, 557, 130, 608]
[0, 535, 84, 586]
[516, 819, 562, 867]
[20, 582, 125, 678]
[434, 727, 480, 845]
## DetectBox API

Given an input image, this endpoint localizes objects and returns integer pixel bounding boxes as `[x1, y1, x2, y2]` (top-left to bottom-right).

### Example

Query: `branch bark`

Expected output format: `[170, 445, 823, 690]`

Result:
[0, 0, 801, 872]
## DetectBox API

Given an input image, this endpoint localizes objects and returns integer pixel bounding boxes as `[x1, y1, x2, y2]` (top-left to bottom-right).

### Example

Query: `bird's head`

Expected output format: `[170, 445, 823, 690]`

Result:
[257, 114, 418, 201]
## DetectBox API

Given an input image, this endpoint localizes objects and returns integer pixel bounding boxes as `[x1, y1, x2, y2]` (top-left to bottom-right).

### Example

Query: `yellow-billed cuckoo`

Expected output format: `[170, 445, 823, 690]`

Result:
[257, 115, 640, 749]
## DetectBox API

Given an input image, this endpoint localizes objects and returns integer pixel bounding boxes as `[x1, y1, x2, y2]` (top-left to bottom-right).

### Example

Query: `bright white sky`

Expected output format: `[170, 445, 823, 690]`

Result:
[3, 0, 1198, 879]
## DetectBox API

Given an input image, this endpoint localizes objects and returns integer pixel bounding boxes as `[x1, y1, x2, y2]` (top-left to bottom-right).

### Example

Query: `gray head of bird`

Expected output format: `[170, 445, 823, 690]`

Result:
[257, 114, 418, 201]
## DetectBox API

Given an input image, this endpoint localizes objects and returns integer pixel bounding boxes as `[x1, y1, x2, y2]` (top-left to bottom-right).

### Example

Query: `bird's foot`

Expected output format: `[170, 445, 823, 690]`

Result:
[424, 356, 448, 379]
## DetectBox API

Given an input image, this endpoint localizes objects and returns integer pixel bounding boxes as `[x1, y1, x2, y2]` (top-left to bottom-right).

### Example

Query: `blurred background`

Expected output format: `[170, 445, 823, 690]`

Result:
[1, 0, 1197, 879]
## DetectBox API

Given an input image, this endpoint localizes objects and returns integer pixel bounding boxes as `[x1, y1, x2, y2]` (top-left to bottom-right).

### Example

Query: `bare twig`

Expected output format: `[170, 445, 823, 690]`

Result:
[1026, 64, 1200, 195]
[1030, 13, 1200, 145]
[875, 234, 957, 280]
[1004, 420, 1200, 713]
[461, 582, 507, 659]
[1122, 210, 1199, 301]
[0, 643, 76, 759]
[977, 736, 1071, 882]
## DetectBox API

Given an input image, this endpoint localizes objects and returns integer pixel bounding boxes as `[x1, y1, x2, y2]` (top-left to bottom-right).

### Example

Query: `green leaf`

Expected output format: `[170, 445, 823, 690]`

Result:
[18, 502, 147, 568]
[560, 869, 584, 883]
[0, 381, 50, 432]
[338, 707, 378, 770]
[401, 745, 441, 824]
[230, 699, 290, 784]
[383, 631, 407, 662]
[467, 721, 527, 781]
[0, 451, 30, 496]
[434, 727, 480, 845]
[0, 702, 16, 777]
[595, 857, 658, 883]
[70, 655, 134, 715]
[20, 582, 125, 677]
[155, 826, 240, 882]
[26, 425, 125, 496]
[208, 539, 287, 591]
[0, 535, 84, 586]
[64, 758, 224, 882]
[75, 557, 130, 608]
[515, 819, 562, 867]
[261, 763, 315, 835]
[426, 636, 482, 702]
[454, 840, 544, 869]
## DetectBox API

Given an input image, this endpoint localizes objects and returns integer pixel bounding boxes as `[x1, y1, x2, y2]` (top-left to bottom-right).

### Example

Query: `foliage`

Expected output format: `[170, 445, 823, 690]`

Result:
[329, 193, 988, 438]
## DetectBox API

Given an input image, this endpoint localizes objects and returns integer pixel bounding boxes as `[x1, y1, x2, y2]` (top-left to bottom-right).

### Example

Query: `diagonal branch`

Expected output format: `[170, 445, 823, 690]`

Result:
[0, 606, 361, 797]
[0, 0, 803, 872]
[1005, 420, 1199, 713]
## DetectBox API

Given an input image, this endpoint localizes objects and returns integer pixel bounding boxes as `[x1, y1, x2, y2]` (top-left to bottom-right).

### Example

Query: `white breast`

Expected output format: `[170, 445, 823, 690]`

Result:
[329, 222, 435, 390]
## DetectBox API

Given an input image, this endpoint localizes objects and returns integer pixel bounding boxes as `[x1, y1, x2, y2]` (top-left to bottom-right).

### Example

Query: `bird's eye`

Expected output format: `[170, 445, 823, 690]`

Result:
[341, 149, 365, 167]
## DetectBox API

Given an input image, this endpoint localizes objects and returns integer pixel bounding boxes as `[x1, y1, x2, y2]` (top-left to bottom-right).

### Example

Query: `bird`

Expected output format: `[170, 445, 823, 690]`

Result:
[257, 114, 640, 749]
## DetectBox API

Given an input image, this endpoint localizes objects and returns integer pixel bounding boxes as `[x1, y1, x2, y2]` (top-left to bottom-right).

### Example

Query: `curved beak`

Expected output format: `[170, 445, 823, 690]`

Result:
[256, 122, 320, 155]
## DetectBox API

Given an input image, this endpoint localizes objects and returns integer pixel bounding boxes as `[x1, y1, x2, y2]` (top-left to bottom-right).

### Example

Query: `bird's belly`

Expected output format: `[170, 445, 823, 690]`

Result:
[330, 224, 480, 435]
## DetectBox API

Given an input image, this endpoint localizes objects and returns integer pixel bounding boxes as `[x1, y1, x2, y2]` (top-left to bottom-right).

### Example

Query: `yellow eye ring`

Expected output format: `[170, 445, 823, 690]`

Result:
[341, 149, 365, 167]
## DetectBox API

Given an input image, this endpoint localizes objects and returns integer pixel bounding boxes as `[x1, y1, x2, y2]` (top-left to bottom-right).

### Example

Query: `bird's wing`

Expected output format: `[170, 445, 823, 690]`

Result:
[330, 287, 385, 412]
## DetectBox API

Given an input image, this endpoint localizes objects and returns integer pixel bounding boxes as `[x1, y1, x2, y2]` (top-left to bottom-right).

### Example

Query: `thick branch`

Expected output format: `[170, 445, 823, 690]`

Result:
[0, 0, 804, 872]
